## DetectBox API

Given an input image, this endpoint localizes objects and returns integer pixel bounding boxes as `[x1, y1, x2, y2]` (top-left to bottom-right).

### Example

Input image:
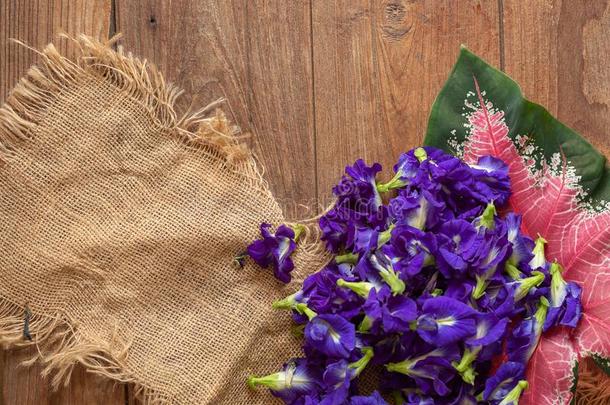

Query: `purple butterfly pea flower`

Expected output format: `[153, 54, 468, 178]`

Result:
[378, 147, 443, 193]
[471, 213, 512, 299]
[353, 226, 380, 253]
[483, 361, 525, 404]
[434, 219, 481, 278]
[504, 213, 534, 269]
[443, 279, 475, 302]
[319, 360, 355, 405]
[319, 213, 353, 254]
[320, 160, 389, 253]
[477, 283, 522, 319]
[291, 395, 321, 405]
[445, 381, 479, 405]
[468, 155, 512, 205]
[349, 391, 388, 405]
[503, 270, 548, 304]
[507, 297, 549, 364]
[362, 286, 418, 334]
[345, 159, 382, 202]
[247, 358, 322, 403]
[415, 296, 478, 347]
[389, 187, 448, 231]
[302, 308, 356, 359]
[386, 345, 460, 396]
[386, 224, 436, 278]
[415, 148, 464, 189]
[250, 147, 569, 404]
[543, 262, 583, 331]
[403, 392, 435, 405]
[320, 347, 374, 405]
[273, 264, 361, 323]
[368, 331, 418, 366]
[247, 223, 303, 283]
[453, 314, 509, 383]
[425, 157, 482, 213]
[354, 251, 405, 296]
[335, 159, 384, 215]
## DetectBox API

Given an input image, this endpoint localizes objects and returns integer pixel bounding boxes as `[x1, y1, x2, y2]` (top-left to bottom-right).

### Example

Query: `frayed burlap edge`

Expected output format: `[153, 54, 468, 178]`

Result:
[575, 356, 610, 405]
[0, 33, 328, 404]
[0, 295, 173, 404]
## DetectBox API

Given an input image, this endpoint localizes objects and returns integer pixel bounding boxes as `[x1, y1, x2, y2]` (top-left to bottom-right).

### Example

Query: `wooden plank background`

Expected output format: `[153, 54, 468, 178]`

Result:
[1, 0, 608, 403]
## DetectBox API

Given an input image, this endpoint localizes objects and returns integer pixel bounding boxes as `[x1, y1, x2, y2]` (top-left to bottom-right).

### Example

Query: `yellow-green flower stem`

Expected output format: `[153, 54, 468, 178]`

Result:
[386, 348, 447, 377]
[377, 223, 396, 248]
[291, 324, 305, 338]
[505, 263, 523, 280]
[498, 380, 528, 405]
[380, 270, 405, 296]
[392, 391, 406, 405]
[414, 147, 428, 163]
[295, 303, 317, 321]
[358, 315, 374, 332]
[370, 253, 405, 295]
[473, 275, 488, 300]
[336, 279, 374, 298]
[233, 251, 248, 268]
[247, 373, 283, 390]
[478, 202, 497, 230]
[272, 291, 301, 309]
[549, 261, 567, 307]
[529, 235, 548, 269]
[290, 224, 307, 243]
[452, 347, 481, 385]
[534, 296, 550, 328]
[349, 347, 374, 376]
[377, 172, 407, 193]
[335, 252, 359, 265]
[514, 271, 545, 302]
[386, 359, 414, 375]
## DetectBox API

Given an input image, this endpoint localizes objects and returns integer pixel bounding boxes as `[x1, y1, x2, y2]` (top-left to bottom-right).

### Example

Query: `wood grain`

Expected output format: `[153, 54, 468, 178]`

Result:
[0, 347, 125, 405]
[503, 0, 610, 157]
[1, 1, 609, 403]
[115, 0, 317, 219]
[311, 0, 501, 204]
[0, 0, 112, 104]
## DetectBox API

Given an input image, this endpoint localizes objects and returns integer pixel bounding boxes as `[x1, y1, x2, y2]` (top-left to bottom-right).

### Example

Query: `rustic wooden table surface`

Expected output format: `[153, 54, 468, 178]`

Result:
[1, 0, 609, 404]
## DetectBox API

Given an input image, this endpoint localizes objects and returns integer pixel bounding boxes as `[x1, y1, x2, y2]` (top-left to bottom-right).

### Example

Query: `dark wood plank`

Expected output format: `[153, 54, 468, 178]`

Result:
[115, 0, 317, 219]
[0, 347, 125, 405]
[0, 1, 124, 404]
[0, 0, 113, 104]
[312, 0, 501, 204]
[503, 0, 610, 156]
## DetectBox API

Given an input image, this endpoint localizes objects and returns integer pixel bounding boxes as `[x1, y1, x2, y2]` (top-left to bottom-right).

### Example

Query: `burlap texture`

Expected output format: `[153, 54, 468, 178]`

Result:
[0, 35, 328, 404]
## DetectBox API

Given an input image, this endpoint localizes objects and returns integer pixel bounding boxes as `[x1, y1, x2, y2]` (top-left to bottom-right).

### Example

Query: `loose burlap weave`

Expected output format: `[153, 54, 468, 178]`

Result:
[0, 35, 327, 404]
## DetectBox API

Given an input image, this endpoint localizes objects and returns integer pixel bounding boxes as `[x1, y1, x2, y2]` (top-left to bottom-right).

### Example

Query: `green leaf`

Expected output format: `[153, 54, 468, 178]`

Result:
[570, 360, 579, 405]
[424, 47, 609, 204]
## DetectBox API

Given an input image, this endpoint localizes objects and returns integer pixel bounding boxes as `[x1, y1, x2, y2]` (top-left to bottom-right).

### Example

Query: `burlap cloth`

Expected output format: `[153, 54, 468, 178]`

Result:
[0, 35, 328, 404]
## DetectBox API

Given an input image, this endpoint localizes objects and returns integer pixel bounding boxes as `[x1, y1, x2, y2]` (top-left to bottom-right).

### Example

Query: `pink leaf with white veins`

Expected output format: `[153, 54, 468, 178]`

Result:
[463, 77, 610, 404]
[521, 329, 577, 405]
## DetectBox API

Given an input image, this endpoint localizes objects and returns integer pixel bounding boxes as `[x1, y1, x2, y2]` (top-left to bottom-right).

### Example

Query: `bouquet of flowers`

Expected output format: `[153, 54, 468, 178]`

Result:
[244, 49, 610, 404]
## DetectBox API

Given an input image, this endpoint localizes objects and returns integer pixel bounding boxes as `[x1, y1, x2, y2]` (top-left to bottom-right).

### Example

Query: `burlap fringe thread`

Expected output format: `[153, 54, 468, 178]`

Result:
[0, 34, 605, 404]
[575, 357, 610, 405]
